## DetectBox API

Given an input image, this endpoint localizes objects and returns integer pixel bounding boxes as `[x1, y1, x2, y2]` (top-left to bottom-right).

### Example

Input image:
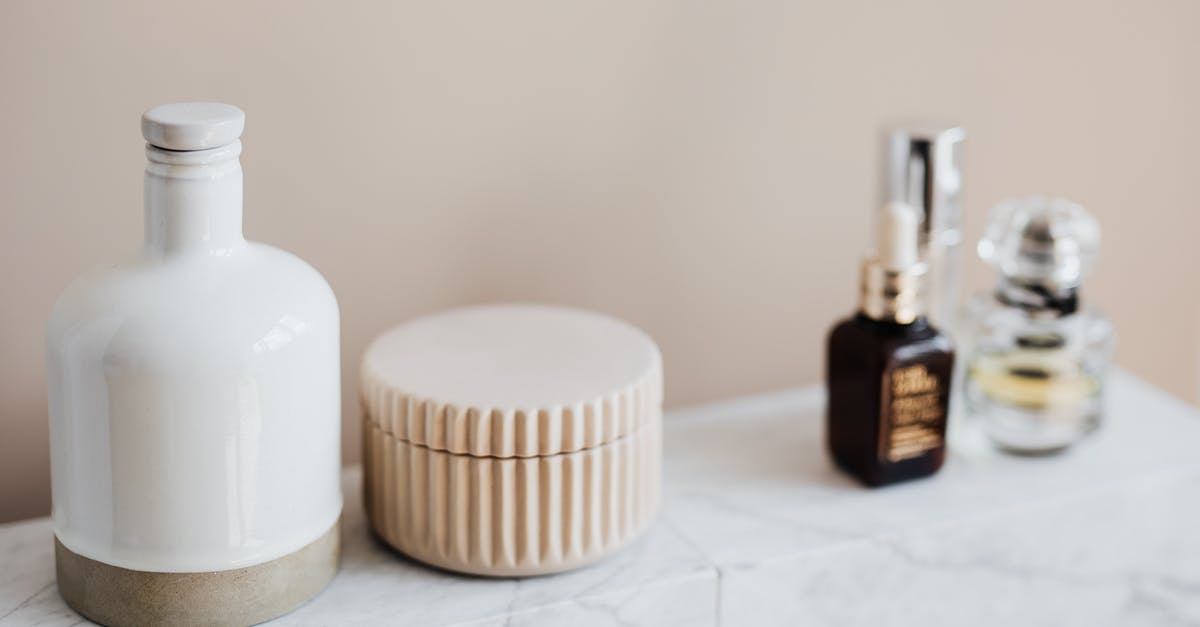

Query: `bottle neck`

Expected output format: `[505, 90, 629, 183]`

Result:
[855, 310, 929, 333]
[858, 257, 926, 325]
[143, 141, 245, 257]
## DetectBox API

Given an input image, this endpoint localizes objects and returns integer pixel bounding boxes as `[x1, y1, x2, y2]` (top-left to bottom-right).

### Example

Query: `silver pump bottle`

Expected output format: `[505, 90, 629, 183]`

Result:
[882, 124, 966, 335]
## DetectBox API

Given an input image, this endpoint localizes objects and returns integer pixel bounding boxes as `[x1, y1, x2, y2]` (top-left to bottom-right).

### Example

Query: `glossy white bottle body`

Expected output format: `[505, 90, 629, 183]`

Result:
[46, 136, 341, 573]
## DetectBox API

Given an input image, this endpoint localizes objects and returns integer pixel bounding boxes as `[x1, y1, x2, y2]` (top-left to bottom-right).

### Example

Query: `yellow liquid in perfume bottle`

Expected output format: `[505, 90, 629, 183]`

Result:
[966, 346, 1103, 453]
[968, 350, 1100, 414]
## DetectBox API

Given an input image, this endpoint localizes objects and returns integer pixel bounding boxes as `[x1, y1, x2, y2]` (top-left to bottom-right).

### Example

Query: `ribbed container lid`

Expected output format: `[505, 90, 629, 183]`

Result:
[361, 304, 663, 458]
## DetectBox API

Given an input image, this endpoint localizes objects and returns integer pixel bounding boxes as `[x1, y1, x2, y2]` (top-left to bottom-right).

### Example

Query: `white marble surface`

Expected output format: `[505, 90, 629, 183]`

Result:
[718, 472, 1200, 626]
[3, 369, 1199, 626]
[0, 469, 717, 627]
[661, 370, 1200, 626]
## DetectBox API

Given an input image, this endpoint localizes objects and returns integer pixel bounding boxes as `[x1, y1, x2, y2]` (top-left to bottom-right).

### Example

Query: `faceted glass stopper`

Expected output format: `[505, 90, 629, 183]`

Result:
[977, 196, 1100, 288]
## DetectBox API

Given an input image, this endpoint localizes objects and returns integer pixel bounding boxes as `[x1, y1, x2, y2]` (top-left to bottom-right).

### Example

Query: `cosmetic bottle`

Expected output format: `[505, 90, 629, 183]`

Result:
[46, 103, 341, 626]
[963, 197, 1113, 454]
[883, 125, 966, 336]
[827, 202, 955, 486]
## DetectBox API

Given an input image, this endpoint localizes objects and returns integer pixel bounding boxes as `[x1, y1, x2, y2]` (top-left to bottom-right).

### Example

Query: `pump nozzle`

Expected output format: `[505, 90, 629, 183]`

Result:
[878, 201, 920, 271]
[860, 202, 927, 324]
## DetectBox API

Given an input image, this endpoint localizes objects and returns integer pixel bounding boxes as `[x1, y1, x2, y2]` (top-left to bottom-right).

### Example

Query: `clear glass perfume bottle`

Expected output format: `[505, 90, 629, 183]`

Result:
[963, 197, 1114, 454]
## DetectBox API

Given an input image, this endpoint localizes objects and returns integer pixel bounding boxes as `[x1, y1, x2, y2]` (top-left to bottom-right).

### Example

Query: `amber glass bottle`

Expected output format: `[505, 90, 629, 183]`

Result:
[826, 202, 955, 487]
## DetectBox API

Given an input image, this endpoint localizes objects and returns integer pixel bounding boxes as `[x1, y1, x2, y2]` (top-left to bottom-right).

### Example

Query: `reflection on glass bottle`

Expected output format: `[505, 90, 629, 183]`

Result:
[963, 197, 1113, 454]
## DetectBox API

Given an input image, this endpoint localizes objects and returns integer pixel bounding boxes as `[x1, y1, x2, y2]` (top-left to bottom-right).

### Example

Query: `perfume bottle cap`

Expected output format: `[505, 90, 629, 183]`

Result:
[977, 196, 1100, 289]
[142, 102, 245, 151]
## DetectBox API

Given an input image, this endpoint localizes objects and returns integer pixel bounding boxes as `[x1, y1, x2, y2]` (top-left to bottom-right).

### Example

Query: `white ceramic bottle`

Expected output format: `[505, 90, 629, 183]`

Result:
[46, 103, 342, 626]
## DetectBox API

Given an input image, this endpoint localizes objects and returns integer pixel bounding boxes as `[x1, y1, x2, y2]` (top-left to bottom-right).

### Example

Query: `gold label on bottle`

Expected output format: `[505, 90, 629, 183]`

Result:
[881, 364, 946, 463]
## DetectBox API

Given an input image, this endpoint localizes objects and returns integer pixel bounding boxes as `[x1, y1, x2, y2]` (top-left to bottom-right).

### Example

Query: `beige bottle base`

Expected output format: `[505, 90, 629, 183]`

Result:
[55, 519, 341, 627]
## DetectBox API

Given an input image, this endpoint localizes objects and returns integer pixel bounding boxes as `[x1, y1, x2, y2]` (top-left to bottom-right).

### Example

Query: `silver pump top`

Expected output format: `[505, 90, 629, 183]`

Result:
[977, 196, 1100, 290]
[883, 125, 966, 256]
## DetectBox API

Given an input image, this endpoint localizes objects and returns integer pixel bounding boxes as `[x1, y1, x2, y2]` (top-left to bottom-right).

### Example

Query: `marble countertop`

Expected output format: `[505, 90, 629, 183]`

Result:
[4, 369, 1200, 626]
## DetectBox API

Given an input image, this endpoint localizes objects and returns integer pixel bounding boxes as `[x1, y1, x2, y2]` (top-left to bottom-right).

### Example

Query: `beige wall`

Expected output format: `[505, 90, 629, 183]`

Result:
[2, 0, 1198, 523]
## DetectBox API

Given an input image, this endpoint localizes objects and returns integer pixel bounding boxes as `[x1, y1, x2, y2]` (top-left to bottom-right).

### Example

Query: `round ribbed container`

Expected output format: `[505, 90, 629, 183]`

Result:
[361, 304, 662, 576]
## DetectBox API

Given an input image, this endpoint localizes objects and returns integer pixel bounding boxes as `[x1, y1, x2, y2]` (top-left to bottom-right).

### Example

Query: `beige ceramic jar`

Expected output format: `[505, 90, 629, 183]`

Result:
[361, 304, 662, 576]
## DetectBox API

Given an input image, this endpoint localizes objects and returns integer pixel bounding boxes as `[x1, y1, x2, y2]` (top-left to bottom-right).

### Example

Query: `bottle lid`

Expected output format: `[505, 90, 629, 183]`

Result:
[361, 304, 663, 458]
[141, 102, 245, 151]
[977, 196, 1100, 289]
